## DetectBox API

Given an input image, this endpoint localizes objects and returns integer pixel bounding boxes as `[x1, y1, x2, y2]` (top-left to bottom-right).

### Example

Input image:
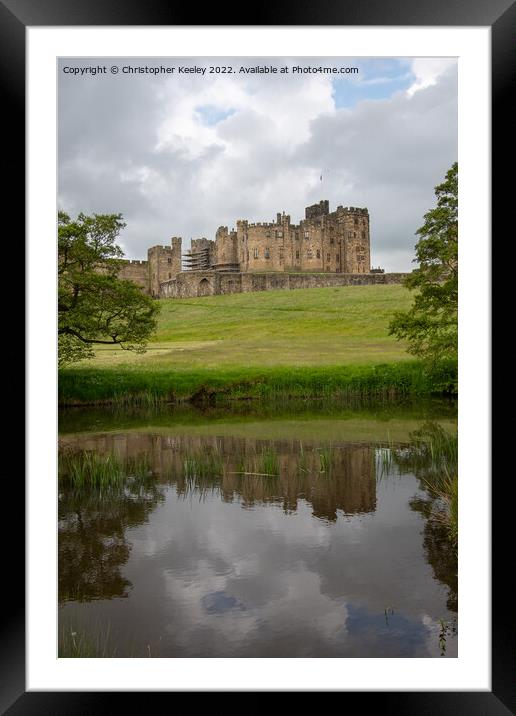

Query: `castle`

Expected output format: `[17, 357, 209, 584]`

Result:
[118, 200, 405, 298]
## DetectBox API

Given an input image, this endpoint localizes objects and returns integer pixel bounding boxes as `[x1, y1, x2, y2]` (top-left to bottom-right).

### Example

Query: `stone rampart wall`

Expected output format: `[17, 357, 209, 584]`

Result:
[159, 271, 408, 299]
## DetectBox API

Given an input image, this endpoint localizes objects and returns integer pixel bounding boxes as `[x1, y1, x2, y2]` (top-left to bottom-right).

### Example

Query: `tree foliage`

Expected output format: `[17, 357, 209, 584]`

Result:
[58, 211, 160, 366]
[389, 162, 458, 364]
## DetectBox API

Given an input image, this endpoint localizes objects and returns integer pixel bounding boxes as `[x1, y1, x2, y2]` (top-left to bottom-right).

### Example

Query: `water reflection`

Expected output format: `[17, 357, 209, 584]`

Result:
[60, 434, 377, 521]
[58, 475, 164, 603]
[58, 425, 457, 658]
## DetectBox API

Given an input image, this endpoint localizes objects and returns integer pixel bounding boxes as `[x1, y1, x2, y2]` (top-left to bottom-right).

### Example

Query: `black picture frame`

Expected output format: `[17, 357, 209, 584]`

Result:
[7, 0, 507, 710]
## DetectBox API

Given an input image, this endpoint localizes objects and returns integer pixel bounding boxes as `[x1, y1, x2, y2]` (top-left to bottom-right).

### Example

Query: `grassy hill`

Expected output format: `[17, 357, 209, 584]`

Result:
[80, 284, 413, 369]
[59, 285, 457, 403]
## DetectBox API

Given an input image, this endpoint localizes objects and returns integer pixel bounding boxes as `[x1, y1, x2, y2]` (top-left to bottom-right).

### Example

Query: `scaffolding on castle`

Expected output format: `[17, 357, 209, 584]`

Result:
[182, 248, 211, 271]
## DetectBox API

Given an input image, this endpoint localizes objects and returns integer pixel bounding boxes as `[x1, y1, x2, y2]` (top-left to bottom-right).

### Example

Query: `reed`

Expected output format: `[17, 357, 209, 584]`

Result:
[258, 447, 280, 477]
[317, 445, 333, 475]
[182, 450, 224, 480]
[60, 450, 152, 489]
[385, 424, 458, 549]
[58, 623, 116, 658]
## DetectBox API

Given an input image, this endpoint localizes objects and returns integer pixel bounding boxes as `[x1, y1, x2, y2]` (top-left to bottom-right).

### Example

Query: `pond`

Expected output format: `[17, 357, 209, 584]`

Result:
[58, 399, 457, 658]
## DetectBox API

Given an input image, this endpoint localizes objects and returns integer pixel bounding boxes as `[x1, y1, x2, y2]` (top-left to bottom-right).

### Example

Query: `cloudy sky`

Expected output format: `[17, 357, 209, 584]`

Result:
[58, 57, 457, 272]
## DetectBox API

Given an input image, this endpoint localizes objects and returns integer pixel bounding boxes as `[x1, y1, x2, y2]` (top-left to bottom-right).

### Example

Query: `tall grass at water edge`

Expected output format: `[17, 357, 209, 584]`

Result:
[59, 450, 152, 489]
[377, 424, 458, 549]
[59, 359, 457, 406]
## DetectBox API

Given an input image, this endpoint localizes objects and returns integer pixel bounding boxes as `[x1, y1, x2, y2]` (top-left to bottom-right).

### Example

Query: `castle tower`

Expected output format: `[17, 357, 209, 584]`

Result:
[214, 226, 239, 271]
[340, 208, 370, 273]
[236, 219, 249, 272]
[148, 236, 182, 297]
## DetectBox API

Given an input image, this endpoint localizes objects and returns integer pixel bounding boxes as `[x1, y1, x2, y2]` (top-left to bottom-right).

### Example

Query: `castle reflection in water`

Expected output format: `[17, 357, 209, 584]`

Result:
[59, 432, 377, 521]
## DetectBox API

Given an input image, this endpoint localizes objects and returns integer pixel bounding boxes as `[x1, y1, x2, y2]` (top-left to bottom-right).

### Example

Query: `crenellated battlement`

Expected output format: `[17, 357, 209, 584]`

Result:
[248, 222, 278, 228]
[149, 244, 175, 251]
[336, 206, 369, 215]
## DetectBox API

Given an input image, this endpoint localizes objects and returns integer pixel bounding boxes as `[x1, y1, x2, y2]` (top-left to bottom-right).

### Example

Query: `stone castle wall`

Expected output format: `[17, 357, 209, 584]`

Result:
[160, 270, 408, 299]
[117, 259, 149, 292]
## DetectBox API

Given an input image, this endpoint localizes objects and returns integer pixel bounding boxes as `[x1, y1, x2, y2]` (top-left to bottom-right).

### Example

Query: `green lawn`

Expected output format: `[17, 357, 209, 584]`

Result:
[84, 284, 414, 369]
[59, 285, 457, 403]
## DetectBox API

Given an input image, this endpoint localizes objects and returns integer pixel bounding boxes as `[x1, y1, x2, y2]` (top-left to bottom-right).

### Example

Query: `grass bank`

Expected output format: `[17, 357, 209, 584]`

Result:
[58, 285, 457, 405]
[59, 360, 457, 405]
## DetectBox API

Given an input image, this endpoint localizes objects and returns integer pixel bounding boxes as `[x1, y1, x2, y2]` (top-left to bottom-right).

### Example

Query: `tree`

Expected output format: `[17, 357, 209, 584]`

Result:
[389, 162, 458, 363]
[58, 211, 160, 366]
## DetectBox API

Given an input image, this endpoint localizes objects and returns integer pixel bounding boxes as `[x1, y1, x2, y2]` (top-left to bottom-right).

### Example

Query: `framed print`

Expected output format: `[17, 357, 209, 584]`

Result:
[4, 0, 509, 709]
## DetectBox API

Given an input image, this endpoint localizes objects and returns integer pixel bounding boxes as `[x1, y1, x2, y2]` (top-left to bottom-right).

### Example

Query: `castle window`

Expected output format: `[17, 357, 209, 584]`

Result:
[296, 250, 300, 259]
[168, 272, 172, 279]
[327, 253, 331, 261]
[295, 232, 299, 240]
[316, 250, 321, 259]
[265, 248, 270, 259]
[362, 231, 365, 239]
[354, 217, 358, 225]
[304, 232, 310, 239]
[276, 231, 283, 238]
[330, 238, 334, 245]
[167, 258, 172, 264]
[254, 248, 259, 259]
[348, 231, 353, 238]
[307, 250, 313, 259]
[266, 231, 271, 238]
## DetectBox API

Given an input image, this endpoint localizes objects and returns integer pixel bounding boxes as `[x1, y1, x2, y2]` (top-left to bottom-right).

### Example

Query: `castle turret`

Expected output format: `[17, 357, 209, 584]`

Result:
[305, 200, 329, 220]
[214, 226, 239, 271]
[340, 208, 370, 274]
[236, 219, 249, 271]
[148, 236, 182, 297]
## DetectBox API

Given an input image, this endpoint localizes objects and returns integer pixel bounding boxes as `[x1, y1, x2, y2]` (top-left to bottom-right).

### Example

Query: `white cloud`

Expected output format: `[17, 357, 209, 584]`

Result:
[407, 58, 457, 97]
